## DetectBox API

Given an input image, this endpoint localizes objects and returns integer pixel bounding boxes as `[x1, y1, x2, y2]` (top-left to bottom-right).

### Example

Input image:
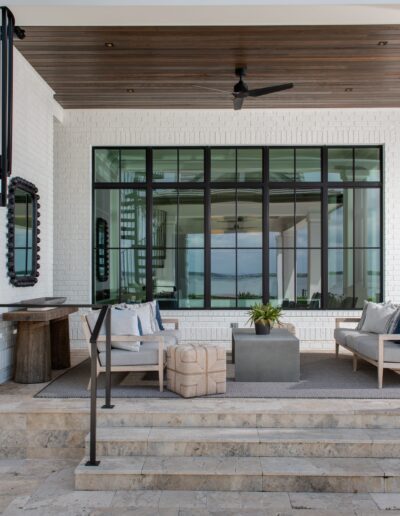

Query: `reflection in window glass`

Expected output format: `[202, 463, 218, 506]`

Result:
[269, 148, 294, 181]
[177, 249, 204, 308]
[153, 248, 177, 309]
[269, 190, 295, 248]
[179, 149, 204, 182]
[120, 248, 146, 303]
[95, 149, 119, 182]
[295, 189, 321, 248]
[296, 148, 321, 182]
[269, 248, 295, 307]
[153, 190, 177, 248]
[120, 190, 146, 248]
[354, 249, 380, 308]
[153, 149, 178, 182]
[327, 248, 354, 308]
[211, 148, 236, 181]
[296, 249, 321, 308]
[211, 189, 236, 247]
[211, 249, 236, 307]
[178, 190, 204, 247]
[354, 188, 380, 248]
[94, 249, 120, 304]
[237, 189, 262, 247]
[121, 149, 146, 182]
[95, 189, 120, 248]
[237, 249, 262, 307]
[328, 189, 353, 248]
[328, 148, 353, 182]
[237, 148, 262, 181]
[355, 148, 380, 182]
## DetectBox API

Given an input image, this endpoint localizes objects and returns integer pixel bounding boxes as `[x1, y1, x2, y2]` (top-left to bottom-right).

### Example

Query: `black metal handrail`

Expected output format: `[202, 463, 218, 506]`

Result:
[0, 302, 113, 466]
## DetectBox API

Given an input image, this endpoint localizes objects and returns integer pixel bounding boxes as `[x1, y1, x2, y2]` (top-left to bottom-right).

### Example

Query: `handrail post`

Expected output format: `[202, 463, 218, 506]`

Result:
[85, 304, 108, 466]
[102, 304, 114, 409]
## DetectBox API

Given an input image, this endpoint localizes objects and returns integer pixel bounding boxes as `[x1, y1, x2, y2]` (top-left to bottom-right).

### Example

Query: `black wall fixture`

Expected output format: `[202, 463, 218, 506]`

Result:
[95, 217, 109, 282]
[7, 177, 40, 286]
[0, 7, 25, 206]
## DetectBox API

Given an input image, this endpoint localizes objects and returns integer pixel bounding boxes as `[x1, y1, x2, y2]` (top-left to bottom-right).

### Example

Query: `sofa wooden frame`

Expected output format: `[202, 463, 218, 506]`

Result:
[81, 315, 179, 392]
[335, 317, 400, 389]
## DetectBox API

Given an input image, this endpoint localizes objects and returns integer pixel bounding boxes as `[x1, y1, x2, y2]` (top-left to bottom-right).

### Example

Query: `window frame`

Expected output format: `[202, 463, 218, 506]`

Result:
[92, 145, 383, 310]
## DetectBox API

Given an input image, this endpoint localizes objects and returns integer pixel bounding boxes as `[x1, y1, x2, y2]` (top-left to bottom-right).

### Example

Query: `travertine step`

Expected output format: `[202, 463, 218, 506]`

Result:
[87, 426, 400, 458]
[75, 455, 400, 493]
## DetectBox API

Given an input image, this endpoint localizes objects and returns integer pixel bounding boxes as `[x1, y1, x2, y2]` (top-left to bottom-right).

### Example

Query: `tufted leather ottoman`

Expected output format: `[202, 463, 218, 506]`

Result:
[167, 344, 226, 398]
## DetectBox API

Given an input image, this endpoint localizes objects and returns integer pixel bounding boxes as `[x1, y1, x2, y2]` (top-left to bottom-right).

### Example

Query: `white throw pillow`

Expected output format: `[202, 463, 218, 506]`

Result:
[86, 308, 141, 351]
[361, 302, 397, 334]
[123, 301, 159, 334]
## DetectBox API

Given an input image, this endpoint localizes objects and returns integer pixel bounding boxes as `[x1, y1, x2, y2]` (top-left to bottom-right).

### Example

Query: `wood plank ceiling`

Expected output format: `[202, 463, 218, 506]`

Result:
[14, 25, 400, 109]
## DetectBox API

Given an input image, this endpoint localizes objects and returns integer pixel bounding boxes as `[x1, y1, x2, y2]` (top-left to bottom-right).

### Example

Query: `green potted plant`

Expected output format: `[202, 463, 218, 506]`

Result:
[247, 303, 283, 335]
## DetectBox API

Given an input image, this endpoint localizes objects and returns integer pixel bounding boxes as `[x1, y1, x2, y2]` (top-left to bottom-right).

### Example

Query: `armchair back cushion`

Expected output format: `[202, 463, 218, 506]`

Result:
[359, 302, 397, 334]
[86, 308, 141, 352]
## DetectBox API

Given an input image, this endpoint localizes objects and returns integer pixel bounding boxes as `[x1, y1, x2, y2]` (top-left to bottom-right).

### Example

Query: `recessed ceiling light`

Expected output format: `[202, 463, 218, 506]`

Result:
[105, 42, 114, 48]
[378, 41, 388, 46]
[345, 88, 353, 92]
[126, 88, 135, 93]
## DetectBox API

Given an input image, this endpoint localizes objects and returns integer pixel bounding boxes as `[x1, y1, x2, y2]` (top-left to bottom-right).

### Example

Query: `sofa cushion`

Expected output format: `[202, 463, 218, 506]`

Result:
[99, 342, 161, 367]
[86, 308, 141, 352]
[346, 333, 400, 363]
[151, 329, 181, 347]
[361, 302, 397, 334]
[334, 328, 360, 347]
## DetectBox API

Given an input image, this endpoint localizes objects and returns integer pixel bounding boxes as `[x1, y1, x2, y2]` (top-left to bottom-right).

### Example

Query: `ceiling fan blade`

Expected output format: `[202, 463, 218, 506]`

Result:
[192, 84, 230, 95]
[245, 83, 294, 98]
[233, 95, 244, 111]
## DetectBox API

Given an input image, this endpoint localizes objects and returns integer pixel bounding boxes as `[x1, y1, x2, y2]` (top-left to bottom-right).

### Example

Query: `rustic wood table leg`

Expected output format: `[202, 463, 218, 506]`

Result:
[50, 316, 71, 370]
[14, 321, 51, 383]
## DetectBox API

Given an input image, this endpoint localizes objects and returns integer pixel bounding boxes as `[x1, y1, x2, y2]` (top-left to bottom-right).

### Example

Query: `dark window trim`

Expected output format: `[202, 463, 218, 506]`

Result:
[92, 145, 384, 310]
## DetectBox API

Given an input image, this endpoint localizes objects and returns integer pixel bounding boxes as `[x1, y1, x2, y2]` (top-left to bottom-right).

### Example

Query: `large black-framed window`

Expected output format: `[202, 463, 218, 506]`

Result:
[93, 145, 383, 310]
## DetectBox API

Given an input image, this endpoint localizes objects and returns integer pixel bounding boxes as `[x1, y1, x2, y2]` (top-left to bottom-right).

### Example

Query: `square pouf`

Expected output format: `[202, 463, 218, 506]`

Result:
[167, 344, 226, 398]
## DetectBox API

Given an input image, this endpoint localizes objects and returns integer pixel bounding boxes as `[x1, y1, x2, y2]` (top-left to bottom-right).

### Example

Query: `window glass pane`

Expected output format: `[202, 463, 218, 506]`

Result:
[237, 148, 262, 181]
[121, 149, 146, 182]
[237, 249, 262, 307]
[153, 248, 177, 309]
[327, 248, 355, 308]
[95, 249, 120, 304]
[153, 189, 177, 248]
[237, 189, 262, 247]
[95, 189, 120, 247]
[269, 189, 295, 248]
[178, 190, 204, 247]
[296, 189, 321, 247]
[355, 147, 380, 182]
[296, 148, 321, 181]
[179, 148, 204, 182]
[328, 148, 353, 182]
[269, 148, 294, 181]
[269, 248, 295, 307]
[120, 248, 146, 303]
[296, 249, 321, 308]
[354, 249, 381, 308]
[211, 249, 236, 307]
[120, 190, 146, 248]
[328, 189, 353, 247]
[354, 188, 380, 247]
[178, 249, 204, 308]
[153, 149, 177, 182]
[211, 189, 236, 247]
[95, 149, 119, 182]
[211, 148, 236, 181]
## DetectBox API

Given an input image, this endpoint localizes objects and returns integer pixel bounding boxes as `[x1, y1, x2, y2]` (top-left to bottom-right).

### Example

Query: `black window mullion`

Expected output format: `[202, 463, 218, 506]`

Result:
[321, 147, 328, 310]
[145, 148, 153, 302]
[263, 146, 269, 304]
[204, 147, 211, 308]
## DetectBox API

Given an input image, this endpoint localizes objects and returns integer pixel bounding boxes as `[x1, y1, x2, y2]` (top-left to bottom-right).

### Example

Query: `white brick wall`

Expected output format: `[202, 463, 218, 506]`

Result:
[53, 108, 400, 351]
[0, 49, 62, 382]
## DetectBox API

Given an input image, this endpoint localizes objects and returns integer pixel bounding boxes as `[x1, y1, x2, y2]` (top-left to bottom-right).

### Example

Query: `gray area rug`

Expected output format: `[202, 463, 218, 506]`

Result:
[35, 352, 400, 399]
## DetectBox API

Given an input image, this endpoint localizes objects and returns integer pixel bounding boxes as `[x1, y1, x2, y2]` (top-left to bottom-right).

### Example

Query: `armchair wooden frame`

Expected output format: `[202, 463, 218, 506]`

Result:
[335, 317, 400, 389]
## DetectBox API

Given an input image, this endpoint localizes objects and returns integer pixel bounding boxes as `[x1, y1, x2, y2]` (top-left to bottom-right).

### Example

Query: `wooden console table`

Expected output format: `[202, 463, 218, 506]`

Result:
[3, 307, 78, 383]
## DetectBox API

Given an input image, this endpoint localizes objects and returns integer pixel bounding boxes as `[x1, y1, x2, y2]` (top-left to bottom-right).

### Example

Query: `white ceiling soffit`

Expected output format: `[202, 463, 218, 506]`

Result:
[7, 2, 400, 26]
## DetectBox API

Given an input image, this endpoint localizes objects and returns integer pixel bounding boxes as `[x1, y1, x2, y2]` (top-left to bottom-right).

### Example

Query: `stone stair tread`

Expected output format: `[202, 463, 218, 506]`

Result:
[89, 426, 400, 444]
[76, 455, 390, 477]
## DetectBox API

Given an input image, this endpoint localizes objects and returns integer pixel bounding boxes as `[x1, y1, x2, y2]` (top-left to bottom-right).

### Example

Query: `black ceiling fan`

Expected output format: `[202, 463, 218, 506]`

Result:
[193, 67, 294, 110]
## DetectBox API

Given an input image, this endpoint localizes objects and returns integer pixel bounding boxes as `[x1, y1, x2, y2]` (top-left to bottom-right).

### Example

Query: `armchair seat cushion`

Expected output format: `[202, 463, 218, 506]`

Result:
[99, 342, 160, 367]
[346, 333, 400, 363]
[334, 328, 360, 347]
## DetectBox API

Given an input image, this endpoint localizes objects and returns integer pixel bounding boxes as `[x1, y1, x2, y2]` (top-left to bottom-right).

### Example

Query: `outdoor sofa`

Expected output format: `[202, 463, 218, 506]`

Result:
[335, 315, 400, 389]
[81, 302, 180, 392]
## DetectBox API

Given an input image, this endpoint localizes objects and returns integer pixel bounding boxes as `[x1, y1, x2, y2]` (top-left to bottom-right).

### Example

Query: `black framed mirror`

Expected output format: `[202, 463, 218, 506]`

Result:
[95, 217, 109, 282]
[7, 177, 40, 286]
